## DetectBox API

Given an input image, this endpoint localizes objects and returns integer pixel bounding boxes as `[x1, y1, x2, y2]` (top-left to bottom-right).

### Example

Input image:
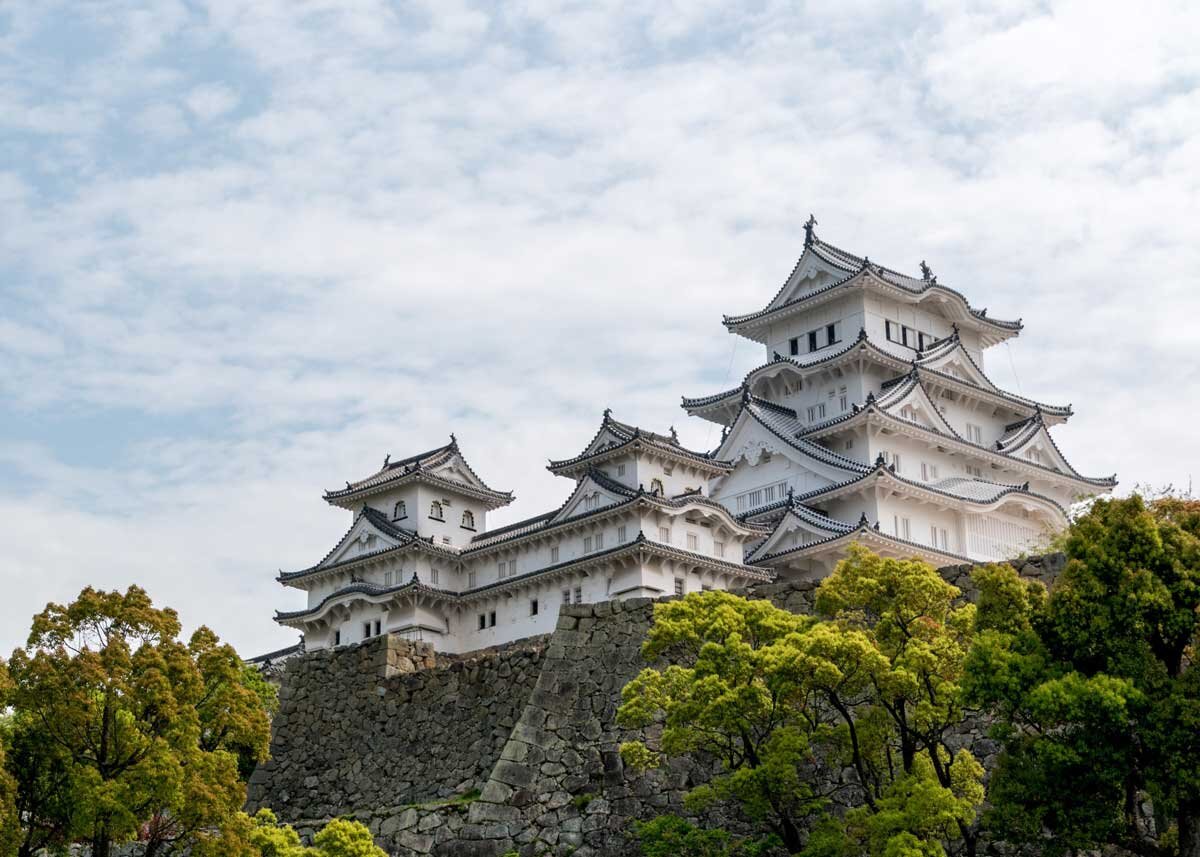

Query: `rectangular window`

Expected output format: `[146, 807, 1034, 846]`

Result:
[468, 571, 476, 588]
[939, 528, 949, 550]
[562, 588, 571, 605]
[918, 332, 929, 351]
[686, 533, 698, 550]
[808, 330, 819, 352]
[714, 540, 725, 558]
[886, 320, 896, 342]
[498, 561, 506, 578]
[573, 586, 582, 604]
[431, 567, 439, 585]
[658, 526, 671, 543]
[583, 536, 593, 553]
[617, 525, 627, 541]
[901, 326, 913, 348]
[488, 611, 496, 628]
[826, 323, 837, 345]
[674, 578, 685, 596]
[736, 495, 748, 512]
[334, 630, 341, 646]
[966, 465, 982, 478]
[617, 463, 626, 476]
[478, 614, 486, 630]
[779, 481, 789, 495]
[839, 385, 848, 412]
[966, 423, 983, 444]
[384, 571, 393, 586]
[550, 545, 559, 563]
[789, 337, 800, 356]
[595, 532, 604, 549]
[530, 599, 539, 617]
[931, 524, 938, 546]
[701, 584, 712, 591]
[374, 619, 381, 636]
[749, 489, 763, 506]
[442, 536, 451, 545]
[893, 453, 903, 473]
[764, 485, 775, 503]
[902, 518, 911, 540]
[362, 622, 371, 639]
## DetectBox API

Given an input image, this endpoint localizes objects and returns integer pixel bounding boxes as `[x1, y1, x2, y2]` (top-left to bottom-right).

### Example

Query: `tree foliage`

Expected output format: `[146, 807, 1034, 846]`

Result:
[194, 810, 385, 857]
[965, 495, 1200, 857]
[617, 547, 996, 856]
[3, 585, 275, 857]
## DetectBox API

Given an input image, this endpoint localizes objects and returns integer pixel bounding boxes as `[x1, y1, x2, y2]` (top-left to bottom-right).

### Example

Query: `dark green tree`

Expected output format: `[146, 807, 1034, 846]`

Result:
[965, 495, 1200, 856]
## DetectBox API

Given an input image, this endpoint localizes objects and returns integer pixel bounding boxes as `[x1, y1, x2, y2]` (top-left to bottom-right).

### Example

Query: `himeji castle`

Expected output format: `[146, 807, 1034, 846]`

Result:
[274, 218, 1115, 653]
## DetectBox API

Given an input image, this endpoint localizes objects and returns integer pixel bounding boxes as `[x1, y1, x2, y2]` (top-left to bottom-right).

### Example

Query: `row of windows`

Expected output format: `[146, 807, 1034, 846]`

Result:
[881, 451, 986, 482]
[422, 501, 477, 529]
[733, 482, 790, 512]
[789, 321, 843, 356]
[892, 516, 952, 552]
[885, 320, 935, 351]
[806, 386, 850, 423]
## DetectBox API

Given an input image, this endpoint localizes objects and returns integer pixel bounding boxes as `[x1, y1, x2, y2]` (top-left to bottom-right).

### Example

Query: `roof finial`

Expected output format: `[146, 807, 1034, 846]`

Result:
[449, 432, 457, 446]
[669, 425, 679, 444]
[875, 452, 887, 468]
[603, 407, 612, 420]
[858, 512, 870, 528]
[920, 260, 934, 283]
[383, 454, 390, 466]
[803, 213, 818, 247]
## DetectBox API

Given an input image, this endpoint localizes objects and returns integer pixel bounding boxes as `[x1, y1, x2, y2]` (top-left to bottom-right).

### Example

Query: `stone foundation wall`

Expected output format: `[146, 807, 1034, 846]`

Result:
[249, 554, 1066, 856]
[247, 635, 549, 820]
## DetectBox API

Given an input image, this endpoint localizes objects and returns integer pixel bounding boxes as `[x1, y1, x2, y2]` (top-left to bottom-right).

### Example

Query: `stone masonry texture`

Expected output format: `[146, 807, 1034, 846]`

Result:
[248, 554, 1067, 856]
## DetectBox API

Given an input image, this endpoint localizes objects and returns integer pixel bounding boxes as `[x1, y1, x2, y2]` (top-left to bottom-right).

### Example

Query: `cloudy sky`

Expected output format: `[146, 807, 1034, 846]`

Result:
[1, 0, 1197, 658]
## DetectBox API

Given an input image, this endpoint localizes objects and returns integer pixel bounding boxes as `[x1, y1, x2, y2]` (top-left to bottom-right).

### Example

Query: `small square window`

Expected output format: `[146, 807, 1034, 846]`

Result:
[658, 526, 671, 543]
[550, 546, 559, 563]
[583, 536, 593, 553]
[714, 540, 725, 558]
[674, 578, 685, 596]
[562, 588, 571, 605]
[573, 586, 582, 604]
[617, 463, 626, 476]
[617, 525, 627, 541]
[686, 533, 698, 550]
[596, 532, 604, 549]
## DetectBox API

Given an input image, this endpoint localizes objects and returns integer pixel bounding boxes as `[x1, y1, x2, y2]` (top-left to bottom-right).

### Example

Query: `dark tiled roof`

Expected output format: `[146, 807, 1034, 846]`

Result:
[548, 410, 731, 473]
[723, 235, 1021, 333]
[276, 575, 458, 622]
[324, 436, 513, 505]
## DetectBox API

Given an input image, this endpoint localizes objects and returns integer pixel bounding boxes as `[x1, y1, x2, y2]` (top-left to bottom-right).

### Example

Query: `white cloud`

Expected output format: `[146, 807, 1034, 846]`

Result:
[0, 0, 1197, 657]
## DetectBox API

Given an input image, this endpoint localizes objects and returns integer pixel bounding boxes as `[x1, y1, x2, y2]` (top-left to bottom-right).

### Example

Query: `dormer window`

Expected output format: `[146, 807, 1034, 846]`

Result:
[429, 501, 444, 520]
[650, 478, 664, 496]
[461, 510, 475, 530]
[393, 500, 407, 520]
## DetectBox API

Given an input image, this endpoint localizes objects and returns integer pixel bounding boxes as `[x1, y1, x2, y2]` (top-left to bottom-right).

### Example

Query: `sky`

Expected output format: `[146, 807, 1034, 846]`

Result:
[1, 0, 1198, 659]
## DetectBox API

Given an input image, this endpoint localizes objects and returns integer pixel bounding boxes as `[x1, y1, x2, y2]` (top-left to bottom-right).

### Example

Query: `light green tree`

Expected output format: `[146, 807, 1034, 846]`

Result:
[5, 585, 273, 857]
[618, 548, 992, 857]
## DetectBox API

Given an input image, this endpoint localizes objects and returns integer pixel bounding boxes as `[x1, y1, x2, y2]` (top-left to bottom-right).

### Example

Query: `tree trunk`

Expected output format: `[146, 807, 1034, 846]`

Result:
[776, 814, 803, 854]
[1180, 797, 1200, 857]
[92, 829, 110, 857]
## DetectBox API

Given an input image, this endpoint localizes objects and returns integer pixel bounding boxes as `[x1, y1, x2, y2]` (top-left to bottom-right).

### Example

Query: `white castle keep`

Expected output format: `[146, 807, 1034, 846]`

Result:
[274, 219, 1115, 653]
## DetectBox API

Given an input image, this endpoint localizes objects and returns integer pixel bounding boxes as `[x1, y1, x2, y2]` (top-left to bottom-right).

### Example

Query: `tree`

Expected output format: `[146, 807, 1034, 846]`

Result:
[5, 585, 273, 857]
[965, 495, 1200, 857]
[193, 810, 385, 857]
[616, 591, 823, 851]
[0, 661, 19, 857]
[811, 546, 987, 857]
[617, 550, 992, 857]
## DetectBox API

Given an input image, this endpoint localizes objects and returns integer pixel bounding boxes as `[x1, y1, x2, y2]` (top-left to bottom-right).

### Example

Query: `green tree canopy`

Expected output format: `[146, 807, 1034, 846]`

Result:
[4, 585, 275, 857]
[618, 547, 995, 856]
[966, 495, 1200, 857]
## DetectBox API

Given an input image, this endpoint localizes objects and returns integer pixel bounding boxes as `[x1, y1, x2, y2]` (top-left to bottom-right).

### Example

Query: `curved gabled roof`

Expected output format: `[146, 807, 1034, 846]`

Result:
[324, 436, 514, 509]
[276, 574, 458, 624]
[548, 409, 731, 476]
[748, 520, 975, 567]
[723, 231, 1022, 344]
[783, 457, 1069, 518]
[716, 393, 871, 476]
[798, 387, 1117, 490]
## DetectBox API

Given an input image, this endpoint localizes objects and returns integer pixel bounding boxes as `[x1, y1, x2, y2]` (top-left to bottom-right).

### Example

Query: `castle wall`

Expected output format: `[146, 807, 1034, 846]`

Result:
[250, 554, 1066, 857]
